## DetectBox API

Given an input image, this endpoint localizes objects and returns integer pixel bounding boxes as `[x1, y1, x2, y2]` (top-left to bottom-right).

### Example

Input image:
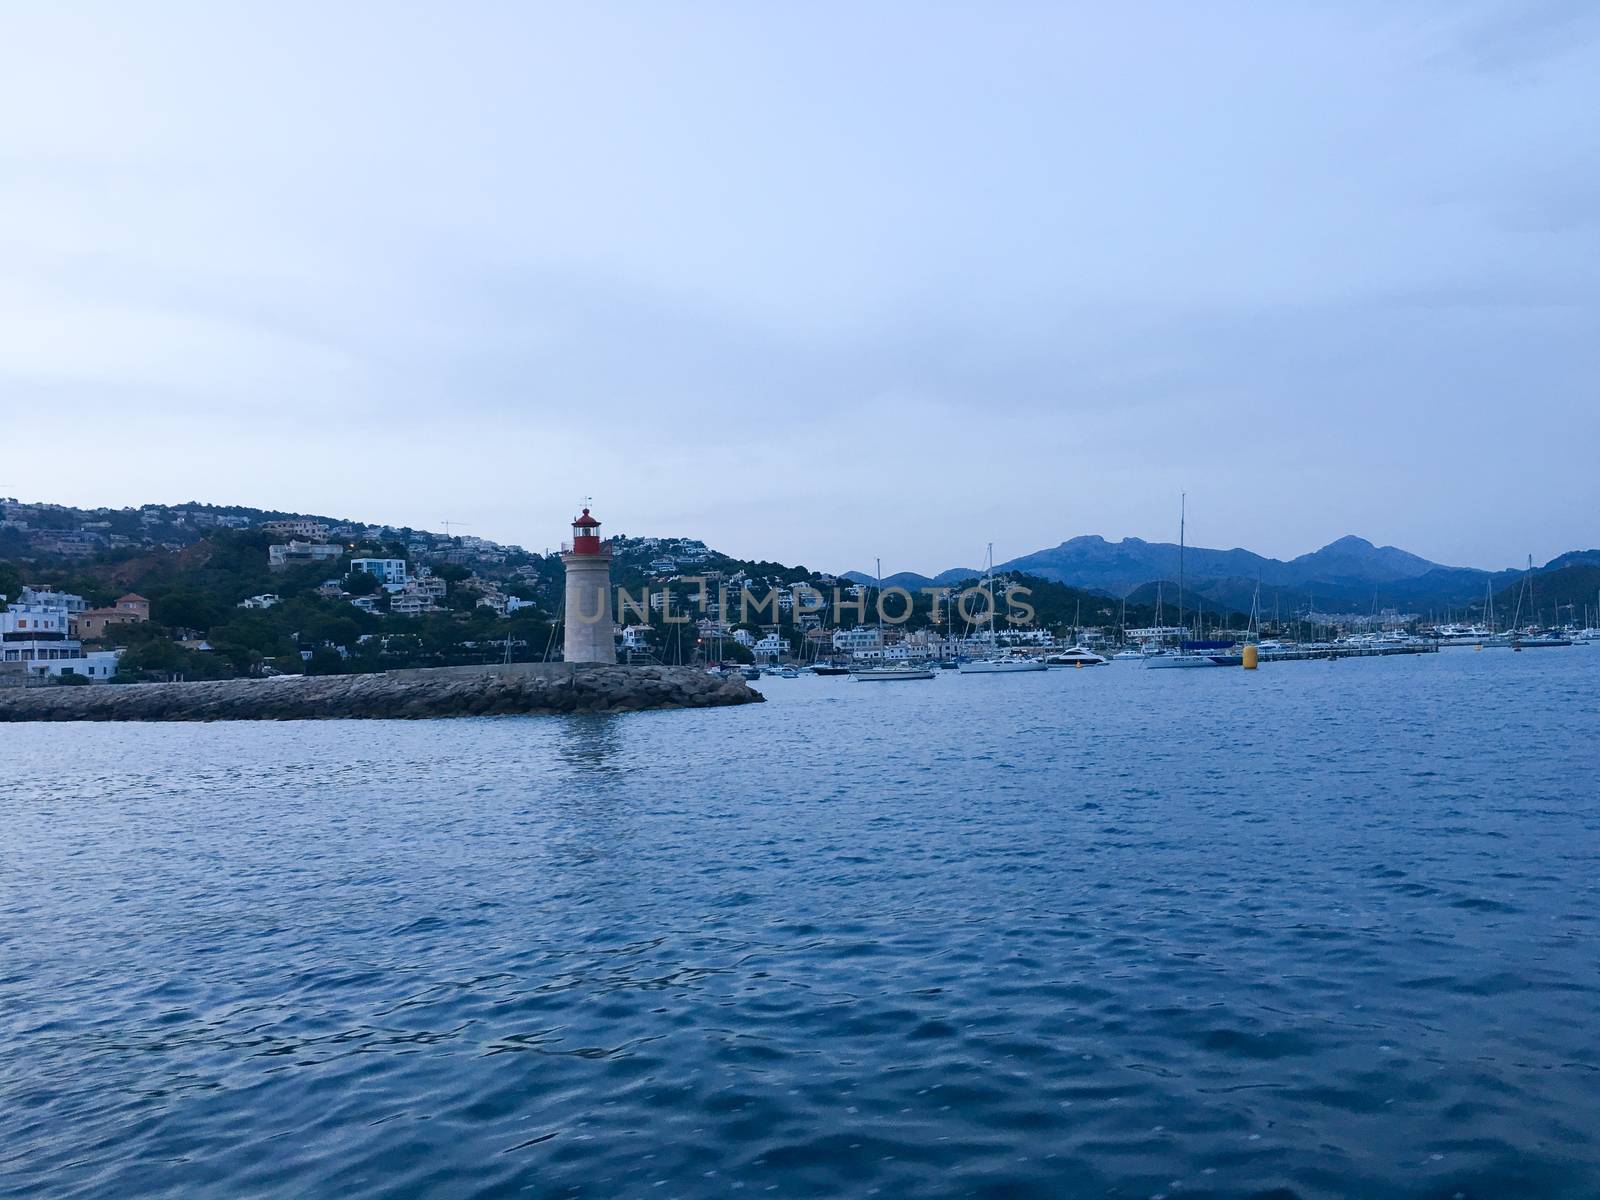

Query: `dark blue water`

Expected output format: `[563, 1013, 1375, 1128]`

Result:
[4, 651, 1598, 1199]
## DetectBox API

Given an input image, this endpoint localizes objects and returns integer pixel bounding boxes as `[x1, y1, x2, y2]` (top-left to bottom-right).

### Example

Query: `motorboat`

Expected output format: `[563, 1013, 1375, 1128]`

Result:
[1145, 640, 1242, 668]
[1433, 623, 1495, 646]
[1045, 647, 1108, 666]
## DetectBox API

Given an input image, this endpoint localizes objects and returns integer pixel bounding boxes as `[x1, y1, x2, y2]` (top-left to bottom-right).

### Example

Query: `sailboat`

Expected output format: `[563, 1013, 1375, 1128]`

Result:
[960, 545, 1048, 674]
[1146, 494, 1238, 669]
[852, 558, 936, 681]
[1508, 554, 1572, 649]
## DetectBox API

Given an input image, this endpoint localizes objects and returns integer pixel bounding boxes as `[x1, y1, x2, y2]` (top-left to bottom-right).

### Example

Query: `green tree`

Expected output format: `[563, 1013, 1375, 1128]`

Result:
[152, 589, 221, 631]
[0, 560, 23, 606]
[342, 569, 379, 596]
[119, 637, 188, 675]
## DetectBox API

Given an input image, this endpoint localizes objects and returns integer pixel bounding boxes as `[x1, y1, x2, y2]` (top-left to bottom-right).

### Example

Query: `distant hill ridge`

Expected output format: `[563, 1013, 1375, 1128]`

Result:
[848, 535, 1590, 615]
[6, 496, 1590, 618]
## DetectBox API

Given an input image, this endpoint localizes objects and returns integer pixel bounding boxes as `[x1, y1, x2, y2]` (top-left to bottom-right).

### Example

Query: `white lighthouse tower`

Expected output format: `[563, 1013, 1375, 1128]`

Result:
[561, 506, 616, 663]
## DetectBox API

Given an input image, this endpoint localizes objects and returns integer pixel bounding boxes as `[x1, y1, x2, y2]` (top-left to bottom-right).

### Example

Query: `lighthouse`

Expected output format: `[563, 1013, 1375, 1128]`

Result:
[561, 506, 616, 663]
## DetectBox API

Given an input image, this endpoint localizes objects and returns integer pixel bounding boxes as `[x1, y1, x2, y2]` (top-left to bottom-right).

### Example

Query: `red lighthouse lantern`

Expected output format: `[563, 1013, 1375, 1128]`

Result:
[569, 507, 604, 556]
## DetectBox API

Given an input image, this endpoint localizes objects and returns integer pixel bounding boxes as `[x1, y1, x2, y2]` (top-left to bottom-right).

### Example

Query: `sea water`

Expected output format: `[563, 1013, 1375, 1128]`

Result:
[3, 651, 1597, 1198]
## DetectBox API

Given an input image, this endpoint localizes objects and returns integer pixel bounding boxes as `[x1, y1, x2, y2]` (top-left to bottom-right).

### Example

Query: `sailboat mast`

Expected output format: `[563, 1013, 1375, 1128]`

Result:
[1528, 554, 1536, 628]
[876, 556, 884, 658]
[1178, 493, 1186, 643]
[987, 543, 996, 643]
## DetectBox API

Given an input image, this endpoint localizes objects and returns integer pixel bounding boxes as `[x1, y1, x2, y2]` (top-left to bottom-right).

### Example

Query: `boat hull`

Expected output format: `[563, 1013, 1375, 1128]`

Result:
[1145, 654, 1231, 669]
[852, 669, 936, 682]
[959, 660, 1049, 674]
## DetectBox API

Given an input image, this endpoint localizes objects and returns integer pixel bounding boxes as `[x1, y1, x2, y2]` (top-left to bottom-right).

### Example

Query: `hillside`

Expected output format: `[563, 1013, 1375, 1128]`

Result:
[1492, 562, 1600, 627]
[851, 534, 1568, 615]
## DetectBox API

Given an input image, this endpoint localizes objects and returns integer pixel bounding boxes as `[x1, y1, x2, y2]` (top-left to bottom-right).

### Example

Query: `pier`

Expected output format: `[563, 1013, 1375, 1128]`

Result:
[0, 663, 763, 722]
[1257, 643, 1440, 663]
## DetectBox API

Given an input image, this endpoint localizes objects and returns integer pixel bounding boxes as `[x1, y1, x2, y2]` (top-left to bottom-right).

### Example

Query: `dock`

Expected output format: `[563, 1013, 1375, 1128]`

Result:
[1257, 643, 1440, 663]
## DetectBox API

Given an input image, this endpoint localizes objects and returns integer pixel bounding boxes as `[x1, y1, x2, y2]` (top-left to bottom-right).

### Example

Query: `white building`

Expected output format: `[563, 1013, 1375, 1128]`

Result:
[620, 625, 653, 652]
[390, 594, 443, 616]
[269, 541, 345, 569]
[854, 642, 919, 662]
[262, 519, 331, 540]
[238, 594, 280, 609]
[995, 627, 1054, 647]
[832, 626, 881, 653]
[350, 558, 408, 587]
[752, 631, 786, 662]
[1, 605, 118, 678]
[39, 649, 122, 681]
[1125, 626, 1187, 642]
[19, 587, 87, 614]
[2, 604, 72, 639]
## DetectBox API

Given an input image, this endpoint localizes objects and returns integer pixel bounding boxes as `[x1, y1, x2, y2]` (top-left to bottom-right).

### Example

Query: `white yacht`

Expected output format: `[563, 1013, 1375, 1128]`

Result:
[1433, 623, 1495, 646]
[960, 654, 1048, 674]
[1046, 647, 1108, 666]
[853, 557, 936, 682]
[1144, 648, 1232, 669]
[958, 544, 1050, 675]
[852, 664, 937, 681]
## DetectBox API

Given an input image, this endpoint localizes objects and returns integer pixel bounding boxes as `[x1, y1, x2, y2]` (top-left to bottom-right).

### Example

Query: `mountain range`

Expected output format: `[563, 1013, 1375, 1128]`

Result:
[847, 536, 1600, 615]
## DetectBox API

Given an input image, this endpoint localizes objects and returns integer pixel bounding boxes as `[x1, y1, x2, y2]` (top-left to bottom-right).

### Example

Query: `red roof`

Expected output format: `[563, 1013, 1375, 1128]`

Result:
[572, 508, 601, 529]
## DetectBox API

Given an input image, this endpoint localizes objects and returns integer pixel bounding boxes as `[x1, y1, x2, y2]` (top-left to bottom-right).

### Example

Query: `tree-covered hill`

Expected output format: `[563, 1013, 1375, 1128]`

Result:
[1492, 563, 1600, 628]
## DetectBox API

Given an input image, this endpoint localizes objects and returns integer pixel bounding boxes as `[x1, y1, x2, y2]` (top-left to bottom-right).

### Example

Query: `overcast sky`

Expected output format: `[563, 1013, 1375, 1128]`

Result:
[2, 3, 1596, 572]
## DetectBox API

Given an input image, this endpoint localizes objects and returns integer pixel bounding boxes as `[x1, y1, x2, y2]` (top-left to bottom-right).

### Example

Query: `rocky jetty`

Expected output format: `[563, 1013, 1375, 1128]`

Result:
[0, 664, 763, 722]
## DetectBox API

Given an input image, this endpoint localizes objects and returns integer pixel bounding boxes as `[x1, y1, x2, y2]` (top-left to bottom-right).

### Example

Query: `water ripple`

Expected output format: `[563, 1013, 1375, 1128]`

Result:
[2, 651, 1598, 1198]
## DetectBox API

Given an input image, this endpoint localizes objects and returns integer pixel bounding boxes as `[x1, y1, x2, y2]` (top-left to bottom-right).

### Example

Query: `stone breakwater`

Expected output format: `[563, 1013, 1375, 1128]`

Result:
[0, 664, 763, 722]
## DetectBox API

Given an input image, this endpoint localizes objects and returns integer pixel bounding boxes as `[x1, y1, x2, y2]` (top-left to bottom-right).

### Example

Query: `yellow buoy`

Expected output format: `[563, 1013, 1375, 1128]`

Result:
[1242, 643, 1259, 670]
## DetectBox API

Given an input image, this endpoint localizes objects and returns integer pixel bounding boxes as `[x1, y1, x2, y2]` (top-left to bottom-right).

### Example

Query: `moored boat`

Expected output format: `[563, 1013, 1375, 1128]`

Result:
[1145, 640, 1241, 668]
[956, 543, 1049, 675]
[1046, 647, 1108, 666]
[959, 655, 1048, 674]
[852, 664, 937, 681]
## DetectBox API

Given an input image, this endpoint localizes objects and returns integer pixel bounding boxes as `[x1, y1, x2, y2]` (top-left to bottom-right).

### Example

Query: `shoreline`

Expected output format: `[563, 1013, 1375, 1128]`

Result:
[0, 663, 763, 722]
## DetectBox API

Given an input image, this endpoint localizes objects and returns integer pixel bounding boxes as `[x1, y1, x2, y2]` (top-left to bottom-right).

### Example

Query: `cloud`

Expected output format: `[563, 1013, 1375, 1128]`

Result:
[0, 4, 1597, 570]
